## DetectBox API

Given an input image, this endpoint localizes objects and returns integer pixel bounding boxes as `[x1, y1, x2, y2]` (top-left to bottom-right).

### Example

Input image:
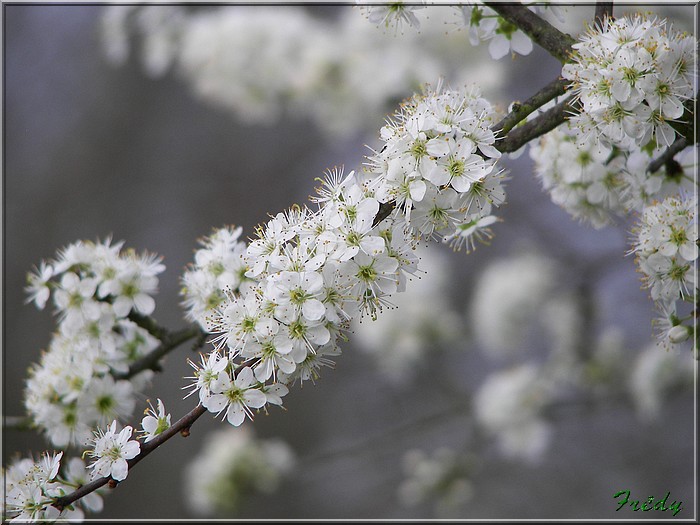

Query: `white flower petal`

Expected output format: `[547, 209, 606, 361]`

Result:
[110, 459, 129, 481]
[226, 403, 246, 426]
[244, 389, 267, 409]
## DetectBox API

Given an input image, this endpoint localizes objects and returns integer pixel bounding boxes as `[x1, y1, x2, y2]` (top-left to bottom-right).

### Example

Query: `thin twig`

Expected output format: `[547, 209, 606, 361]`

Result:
[494, 77, 569, 137]
[485, 3, 576, 63]
[53, 404, 207, 512]
[302, 400, 471, 467]
[496, 95, 579, 153]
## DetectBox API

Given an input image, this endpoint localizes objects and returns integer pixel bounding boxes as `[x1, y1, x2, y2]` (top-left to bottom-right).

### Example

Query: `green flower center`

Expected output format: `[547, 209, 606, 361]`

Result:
[121, 282, 138, 298]
[357, 264, 377, 282]
[669, 226, 688, 246]
[447, 157, 465, 178]
[289, 320, 306, 340]
[289, 287, 310, 305]
[410, 139, 428, 159]
[669, 262, 688, 282]
[97, 395, 114, 414]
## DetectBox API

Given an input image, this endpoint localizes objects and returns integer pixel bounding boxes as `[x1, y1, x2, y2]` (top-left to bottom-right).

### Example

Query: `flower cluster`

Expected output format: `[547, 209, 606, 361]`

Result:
[2, 452, 102, 522]
[530, 122, 696, 228]
[100, 5, 505, 136]
[632, 194, 697, 350]
[184, 83, 504, 427]
[184, 426, 295, 516]
[563, 14, 696, 149]
[398, 448, 474, 517]
[366, 81, 505, 251]
[181, 226, 249, 330]
[24, 239, 165, 447]
[529, 125, 627, 228]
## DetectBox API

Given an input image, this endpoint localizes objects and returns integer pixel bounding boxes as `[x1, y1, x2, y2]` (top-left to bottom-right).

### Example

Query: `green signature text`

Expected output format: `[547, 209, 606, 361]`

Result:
[613, 490, 682, 516]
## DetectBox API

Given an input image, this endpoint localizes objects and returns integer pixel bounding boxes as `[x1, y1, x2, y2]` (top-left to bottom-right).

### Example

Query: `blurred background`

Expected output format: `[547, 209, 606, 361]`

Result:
[3, 4, 696, 520]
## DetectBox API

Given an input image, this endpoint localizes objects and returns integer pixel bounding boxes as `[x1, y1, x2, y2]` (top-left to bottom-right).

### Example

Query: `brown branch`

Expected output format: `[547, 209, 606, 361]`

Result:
[373, 201, 396, 227]
[485, 3, 576, 63]
[496, 95, 579, 154]
[53, 404, 208, 512]
[127, 312, 169, 340]
[647, 137, 689, 174]
[494, 77, 569, 137]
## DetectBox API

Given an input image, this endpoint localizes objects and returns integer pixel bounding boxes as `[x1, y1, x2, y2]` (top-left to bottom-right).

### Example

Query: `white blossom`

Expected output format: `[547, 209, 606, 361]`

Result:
[456, 5, 533, 60]
[140, 398, 171, 442]
[86, 421, 141, 482]
[360, 2, 425, 33]
[203, 366, 268, 427]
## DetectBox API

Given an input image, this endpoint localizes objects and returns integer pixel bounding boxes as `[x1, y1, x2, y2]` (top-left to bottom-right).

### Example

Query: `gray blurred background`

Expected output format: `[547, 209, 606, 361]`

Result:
[3, 4, 695, 520]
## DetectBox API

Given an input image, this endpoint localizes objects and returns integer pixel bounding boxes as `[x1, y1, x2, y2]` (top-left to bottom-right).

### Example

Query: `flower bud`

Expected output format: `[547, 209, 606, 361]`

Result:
[668, 324, 690, 344]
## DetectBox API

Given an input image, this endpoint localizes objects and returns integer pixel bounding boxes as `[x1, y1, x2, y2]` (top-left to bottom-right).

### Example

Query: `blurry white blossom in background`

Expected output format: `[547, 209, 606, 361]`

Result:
[184, 426, 296, 516]
[474, 364, 556, 463]
[469, 249, 561, 357]
[398, 447, 474, 518]
[99, 5, 506, 136]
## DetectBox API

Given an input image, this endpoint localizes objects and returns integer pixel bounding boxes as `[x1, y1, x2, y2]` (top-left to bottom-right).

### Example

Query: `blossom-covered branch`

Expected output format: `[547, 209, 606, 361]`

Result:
[52, 404, 207, 512]
[7, 5, 697, 521]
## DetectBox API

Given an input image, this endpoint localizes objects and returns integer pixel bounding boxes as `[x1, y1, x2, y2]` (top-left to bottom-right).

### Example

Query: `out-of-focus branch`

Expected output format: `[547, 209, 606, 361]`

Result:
[52, 404, 208, 512]
[303, 399, 471, 467]
[485, 3, 576, 63]
[4, 415, 34, 431]
[128, 312, 169, 340]
[594, 2, 614, 25]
